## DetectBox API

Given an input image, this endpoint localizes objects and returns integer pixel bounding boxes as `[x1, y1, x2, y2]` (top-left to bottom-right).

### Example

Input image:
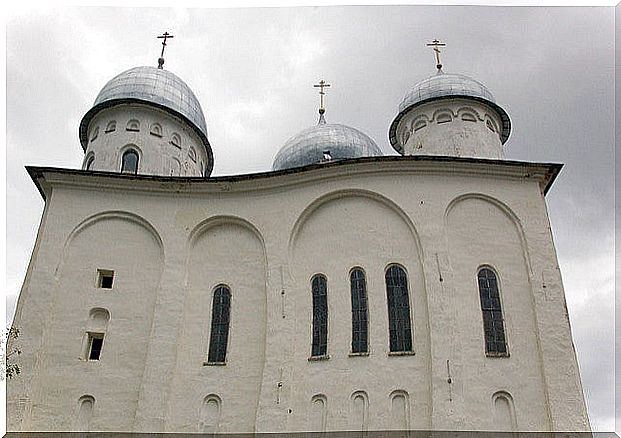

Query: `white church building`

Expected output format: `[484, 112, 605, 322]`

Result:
[7, 39, 591, 433]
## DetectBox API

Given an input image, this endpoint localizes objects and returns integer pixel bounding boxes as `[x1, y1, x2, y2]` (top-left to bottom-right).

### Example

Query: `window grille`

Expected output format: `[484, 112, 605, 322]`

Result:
[311, 275, 328, 357]
[208, 285, 231, 363]
[350, 268, 369, 353]
[385, 265, 412, 352]
[478, 268, 507, 355]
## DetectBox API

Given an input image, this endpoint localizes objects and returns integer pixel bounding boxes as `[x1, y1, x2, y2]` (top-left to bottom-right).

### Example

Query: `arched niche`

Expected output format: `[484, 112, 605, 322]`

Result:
[492, 391, 517, 431]
[74, 395, 95, 431]
[310, 394, 327, 432]
[199, 394, 222, 433]
[445, 194, 550, 429]
[389, 390, 410, 430]
[50, 211, 164, 429]
[165, 216, 267, 433]
[350, 390, 369, 431]
[289, 191, 431, 426]
[289, 189, 423, 267]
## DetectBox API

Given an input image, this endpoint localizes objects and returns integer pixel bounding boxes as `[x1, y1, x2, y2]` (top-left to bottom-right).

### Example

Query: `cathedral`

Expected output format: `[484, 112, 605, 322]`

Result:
[7, 36, 591, 433]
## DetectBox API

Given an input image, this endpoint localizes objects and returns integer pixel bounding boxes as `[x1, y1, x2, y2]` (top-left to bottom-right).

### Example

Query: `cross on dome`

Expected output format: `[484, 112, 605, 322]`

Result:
[313, 79, 331, 124]
[157, 31, 174, 69]
[426, 39, 446, 71]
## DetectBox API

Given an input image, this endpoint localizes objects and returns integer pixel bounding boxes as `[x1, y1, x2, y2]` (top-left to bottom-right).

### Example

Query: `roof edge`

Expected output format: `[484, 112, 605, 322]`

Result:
[26, 155, 562, 199]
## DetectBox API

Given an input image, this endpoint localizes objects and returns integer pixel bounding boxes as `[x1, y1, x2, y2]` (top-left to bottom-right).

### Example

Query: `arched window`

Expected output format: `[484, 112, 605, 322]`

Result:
[413, 120, 427, 132]
[350, 268, 368, 354]
[150, 123, 163, 137]
[82, 308, 110, 361]
[311, 274, 328, 357]
[84, 154, 95, 171]
[90, 126, 99, 142]
[385, 265, 412, 352]
[105, 120, 116, 133]
[189, 146, 197, 163]
[436, 112, 452, 124]
[126, 119, 140, 132]
[486, 119, 497, 132]
[121, 149, 139, 174]
[478, 267, 507, 355]
[171, 132, 181, 148]
[207, 285, 231, 364]
[461, 112, 477, 122]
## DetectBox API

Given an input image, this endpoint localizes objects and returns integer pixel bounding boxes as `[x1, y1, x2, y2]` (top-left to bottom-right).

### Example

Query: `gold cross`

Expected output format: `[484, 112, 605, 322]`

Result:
[426, 39, 446, 70]
[313, 80, 331, 113]
[157, 32, 174, 69]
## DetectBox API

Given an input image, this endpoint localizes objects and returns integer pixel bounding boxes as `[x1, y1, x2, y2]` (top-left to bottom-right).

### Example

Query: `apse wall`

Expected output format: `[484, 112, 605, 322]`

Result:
[445, 195, 550, 431]
[288, 192, 431, 431]
[165, 218, 268, 433]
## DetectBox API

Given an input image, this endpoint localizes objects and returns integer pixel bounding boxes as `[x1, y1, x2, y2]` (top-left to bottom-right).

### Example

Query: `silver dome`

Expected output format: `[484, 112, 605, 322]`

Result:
[273, 120, 383, 171]
[79, 66, 213, 172]
[389, 72, 511, 152]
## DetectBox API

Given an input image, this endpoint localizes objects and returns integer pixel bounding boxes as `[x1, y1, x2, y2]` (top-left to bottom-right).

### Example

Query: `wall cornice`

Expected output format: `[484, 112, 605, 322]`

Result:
[26, 155, 562, 201]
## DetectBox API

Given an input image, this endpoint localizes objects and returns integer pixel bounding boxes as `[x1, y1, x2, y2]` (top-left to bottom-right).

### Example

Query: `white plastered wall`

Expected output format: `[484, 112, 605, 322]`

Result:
[395, 98, 506, 159]
[83, 104, 209, 177]
[7, 162, 590, 433]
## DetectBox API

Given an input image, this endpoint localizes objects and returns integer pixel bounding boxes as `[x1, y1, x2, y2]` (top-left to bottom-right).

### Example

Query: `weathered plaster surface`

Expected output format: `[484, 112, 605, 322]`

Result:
[7, 159, 590, 432]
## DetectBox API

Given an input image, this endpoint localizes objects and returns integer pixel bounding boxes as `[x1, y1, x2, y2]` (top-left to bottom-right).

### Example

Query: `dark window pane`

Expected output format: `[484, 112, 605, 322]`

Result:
[385, 265, 413, 352]
[208, 286, 231, 363]
[311, 275, 328, 357]
[478, 268, 507, 355]
[100, 275, 113, 289]
[89, 337, 103, 360]
[350, 268, 369, 353]
[121, 150, 139, 174]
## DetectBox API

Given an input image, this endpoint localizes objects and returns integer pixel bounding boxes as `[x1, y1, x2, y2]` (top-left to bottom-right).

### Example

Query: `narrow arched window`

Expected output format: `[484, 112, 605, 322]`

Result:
[171, 132, 181, 148]
[311, 274, 328, 357]
[385, 265, 412, 352]
[207, 285, 231, 363]
[189, 146, 197, 163]
[90, 126, 99, 142]
[126, 119, 140, 132]
[350, 268, 368, 353]
[478, 268, 507, 355]
[105, 120, 116, 133]
[121, 149, 139, 174]
[150, 123, 163, 137]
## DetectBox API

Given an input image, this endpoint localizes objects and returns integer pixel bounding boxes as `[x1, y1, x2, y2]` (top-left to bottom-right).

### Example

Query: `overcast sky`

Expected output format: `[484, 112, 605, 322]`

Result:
[5, 3, 616, 432]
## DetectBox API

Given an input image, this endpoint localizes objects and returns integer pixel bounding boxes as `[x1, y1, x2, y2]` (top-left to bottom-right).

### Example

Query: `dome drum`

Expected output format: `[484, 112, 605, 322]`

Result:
[394, 98, 506, 159]
[389, 73, 511, 156]
[79, 66, 214, 176]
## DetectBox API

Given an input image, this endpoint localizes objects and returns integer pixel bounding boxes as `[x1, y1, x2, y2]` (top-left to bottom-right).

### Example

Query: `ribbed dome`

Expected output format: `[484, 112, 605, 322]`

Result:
[389, 71, 511, 151]
[273, 119, 383, 171]
[79, 66, 211, 156]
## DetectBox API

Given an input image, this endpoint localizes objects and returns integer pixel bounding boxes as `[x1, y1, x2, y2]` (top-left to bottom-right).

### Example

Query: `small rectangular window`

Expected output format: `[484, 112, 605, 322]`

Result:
[87, 334, 104, 360]
[97, 269, 114, 289]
